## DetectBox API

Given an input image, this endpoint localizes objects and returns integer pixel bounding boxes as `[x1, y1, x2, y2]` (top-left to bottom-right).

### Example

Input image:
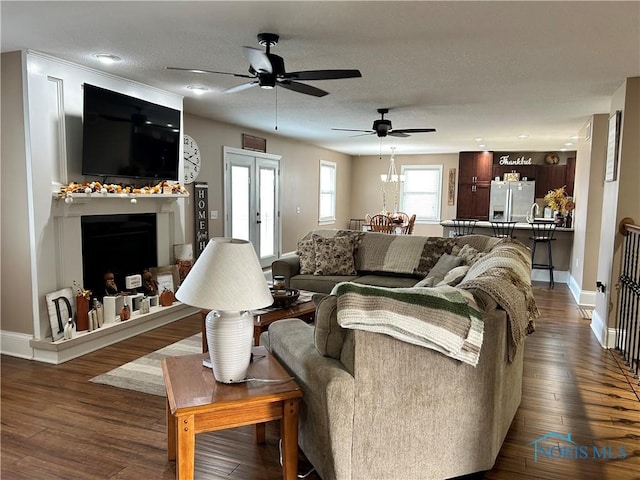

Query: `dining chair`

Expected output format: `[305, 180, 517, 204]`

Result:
[369, 214, 393, 233]
[402, 214, 417, 235]
[348, 218, 366, 231]
[452, 219, 477, 237]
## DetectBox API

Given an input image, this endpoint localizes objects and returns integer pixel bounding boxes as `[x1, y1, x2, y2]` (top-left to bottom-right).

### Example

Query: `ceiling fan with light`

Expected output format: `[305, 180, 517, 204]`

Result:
[167, 33, 362, 97]
[333, 108, 437, 137]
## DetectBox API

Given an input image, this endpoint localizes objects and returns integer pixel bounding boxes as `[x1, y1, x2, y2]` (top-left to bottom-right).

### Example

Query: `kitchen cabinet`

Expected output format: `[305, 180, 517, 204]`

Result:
[456, 183, 490, 221]
[458, 152, 493, 184]
[457, 152, 493, 220]
[535, 165, 567, 198]
[565, 157, 576, 196]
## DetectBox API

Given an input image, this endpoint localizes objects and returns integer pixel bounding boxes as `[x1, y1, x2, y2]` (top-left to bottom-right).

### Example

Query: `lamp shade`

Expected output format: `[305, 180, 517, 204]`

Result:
[176, 238, 273, 311]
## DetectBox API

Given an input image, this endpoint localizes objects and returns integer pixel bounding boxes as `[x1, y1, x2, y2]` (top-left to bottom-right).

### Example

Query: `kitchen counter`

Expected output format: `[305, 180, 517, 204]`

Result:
[440, 220, 574, 233]
[440, 220, 574, 282]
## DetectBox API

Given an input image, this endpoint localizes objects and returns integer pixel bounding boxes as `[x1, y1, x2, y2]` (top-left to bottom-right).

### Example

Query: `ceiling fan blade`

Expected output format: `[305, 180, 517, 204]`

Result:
[166, 66, 253, 79]
[277, 80, 329, 97]
[223, 81, 259, 94]
[284, 69, 362, 81]
[331, 128, 373, 133]
[388, 132, 411, 138]
[242, 46, 272, 73]
[391, 128, 437, 134]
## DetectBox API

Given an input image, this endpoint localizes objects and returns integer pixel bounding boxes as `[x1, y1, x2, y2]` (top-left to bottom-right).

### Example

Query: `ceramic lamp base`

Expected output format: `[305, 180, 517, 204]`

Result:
[205, 310, 253, 383]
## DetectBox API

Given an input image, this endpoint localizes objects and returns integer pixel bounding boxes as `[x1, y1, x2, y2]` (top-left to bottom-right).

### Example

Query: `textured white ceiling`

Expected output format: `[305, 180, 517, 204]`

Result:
[2, 1, 639, 155]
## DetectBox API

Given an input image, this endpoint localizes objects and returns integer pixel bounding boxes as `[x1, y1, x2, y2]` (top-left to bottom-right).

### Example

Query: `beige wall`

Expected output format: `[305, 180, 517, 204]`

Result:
[1, 51, 33, 334]
[350, 153, 459, 237]
[570, 114, 607, 301]
[183, 113, 353, 254]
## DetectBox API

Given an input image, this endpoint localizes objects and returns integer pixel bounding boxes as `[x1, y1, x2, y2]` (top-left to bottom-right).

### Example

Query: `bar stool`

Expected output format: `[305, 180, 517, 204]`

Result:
[452, 219, 477, 237]
[530, 222, 557, 288]
[490, 221, 517, 238]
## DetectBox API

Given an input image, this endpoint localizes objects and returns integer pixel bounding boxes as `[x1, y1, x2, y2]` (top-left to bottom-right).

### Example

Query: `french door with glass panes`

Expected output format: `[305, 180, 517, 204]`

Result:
[223, 147, 281, 268]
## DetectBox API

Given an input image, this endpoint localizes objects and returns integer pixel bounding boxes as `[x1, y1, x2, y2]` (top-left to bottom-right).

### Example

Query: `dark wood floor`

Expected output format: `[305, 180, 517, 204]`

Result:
[1, 283, 639, 480]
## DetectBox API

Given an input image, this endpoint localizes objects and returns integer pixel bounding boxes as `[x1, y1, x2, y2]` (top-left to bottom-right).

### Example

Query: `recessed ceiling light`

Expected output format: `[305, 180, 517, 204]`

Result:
[517, 134, 529, 139]
[479, 144, 487, 148]
[92, 53, 121, 65]
[187, 85, 209, 95]
[474, 137, 483, 142]
[571, 135, 579, 140]
[564, 142, 574, 146]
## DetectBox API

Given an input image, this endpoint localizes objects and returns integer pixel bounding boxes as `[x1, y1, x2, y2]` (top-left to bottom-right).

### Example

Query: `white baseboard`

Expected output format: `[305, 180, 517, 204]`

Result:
[590, 309, 617, 348]
[567, 274, 597, 307]
[0, 330, 35, 360]
[531, 269, 569, 284]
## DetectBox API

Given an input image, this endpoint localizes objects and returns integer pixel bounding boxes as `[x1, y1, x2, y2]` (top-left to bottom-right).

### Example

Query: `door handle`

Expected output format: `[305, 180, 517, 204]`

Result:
[256, 212, 261, 224]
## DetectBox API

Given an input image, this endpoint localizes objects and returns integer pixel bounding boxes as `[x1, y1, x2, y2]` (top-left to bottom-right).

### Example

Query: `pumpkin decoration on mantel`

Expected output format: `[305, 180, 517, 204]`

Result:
[544, 152, 560, 165]
[160, 289, 175, 307]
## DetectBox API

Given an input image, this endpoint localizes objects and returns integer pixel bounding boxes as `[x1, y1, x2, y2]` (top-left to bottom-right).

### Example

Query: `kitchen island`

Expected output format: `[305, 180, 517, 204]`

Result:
[440, 220, 574, 283]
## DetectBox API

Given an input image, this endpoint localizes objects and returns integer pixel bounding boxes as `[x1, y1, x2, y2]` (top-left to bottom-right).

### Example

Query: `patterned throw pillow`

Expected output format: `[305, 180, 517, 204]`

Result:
[313, 234, 357, 275]
[415, 237, 457, 276]
[297, 238, 316, 274]
[455, 244, 486, 266]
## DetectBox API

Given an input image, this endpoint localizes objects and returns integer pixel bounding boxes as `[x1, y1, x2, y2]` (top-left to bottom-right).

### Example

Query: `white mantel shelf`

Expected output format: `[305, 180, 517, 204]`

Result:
[30, 303, 199, 364]
[51, 191, 188, 218]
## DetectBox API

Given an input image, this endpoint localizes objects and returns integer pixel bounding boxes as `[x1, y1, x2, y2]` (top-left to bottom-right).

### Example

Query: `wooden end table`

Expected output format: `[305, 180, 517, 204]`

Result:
[161, 349, 303, 480]
[200, 299, 316, 351]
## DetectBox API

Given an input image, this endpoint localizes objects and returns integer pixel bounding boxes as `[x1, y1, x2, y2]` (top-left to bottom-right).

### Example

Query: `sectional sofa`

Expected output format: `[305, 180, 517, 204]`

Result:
[264, 231, 538, 479]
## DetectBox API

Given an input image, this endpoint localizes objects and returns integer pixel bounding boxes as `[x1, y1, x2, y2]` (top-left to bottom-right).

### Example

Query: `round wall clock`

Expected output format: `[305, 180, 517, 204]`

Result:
[183, 134, 201, 184]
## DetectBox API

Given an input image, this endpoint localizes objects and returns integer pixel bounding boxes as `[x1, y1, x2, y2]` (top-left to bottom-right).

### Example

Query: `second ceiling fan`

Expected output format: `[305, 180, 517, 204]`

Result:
[333, 108, 437, 137]
[167, 33, 362, 97]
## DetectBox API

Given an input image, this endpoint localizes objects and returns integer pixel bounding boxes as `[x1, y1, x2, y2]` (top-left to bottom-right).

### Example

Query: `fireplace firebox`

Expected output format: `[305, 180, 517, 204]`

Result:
[81, 214, 157, 300]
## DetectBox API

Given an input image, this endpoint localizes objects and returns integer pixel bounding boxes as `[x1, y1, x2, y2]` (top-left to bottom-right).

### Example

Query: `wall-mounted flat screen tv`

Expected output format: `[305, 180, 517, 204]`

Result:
[82, 83, 181, 182]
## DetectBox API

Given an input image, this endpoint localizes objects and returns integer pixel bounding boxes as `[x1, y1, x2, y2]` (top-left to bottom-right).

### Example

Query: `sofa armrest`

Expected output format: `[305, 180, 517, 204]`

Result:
[272, 255, 301, 289]
[265, 319, 355, 480]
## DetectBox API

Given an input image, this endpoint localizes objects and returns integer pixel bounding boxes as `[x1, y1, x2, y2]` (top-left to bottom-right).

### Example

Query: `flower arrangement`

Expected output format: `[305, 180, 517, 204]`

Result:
[544, 186, 569, 214]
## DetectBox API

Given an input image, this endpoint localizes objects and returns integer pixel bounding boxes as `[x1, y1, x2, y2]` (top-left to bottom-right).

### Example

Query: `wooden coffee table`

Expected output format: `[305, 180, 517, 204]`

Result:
[161, 349, 303, 480]
[201, 299, 316, 350]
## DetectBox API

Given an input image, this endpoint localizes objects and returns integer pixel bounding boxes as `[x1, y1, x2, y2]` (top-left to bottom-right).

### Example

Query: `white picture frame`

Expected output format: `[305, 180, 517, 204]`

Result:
[605, 110, 621, 182]
[45, 287, 76, 341]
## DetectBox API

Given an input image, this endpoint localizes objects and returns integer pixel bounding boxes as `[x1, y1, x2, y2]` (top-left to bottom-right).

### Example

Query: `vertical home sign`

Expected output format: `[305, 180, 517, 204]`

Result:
[194, 182, 209, 259]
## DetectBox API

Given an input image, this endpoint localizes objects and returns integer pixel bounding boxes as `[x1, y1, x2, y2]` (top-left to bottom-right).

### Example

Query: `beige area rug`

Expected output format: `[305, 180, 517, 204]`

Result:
[90, 333, 201, 396]
[577, 307, 594, 319]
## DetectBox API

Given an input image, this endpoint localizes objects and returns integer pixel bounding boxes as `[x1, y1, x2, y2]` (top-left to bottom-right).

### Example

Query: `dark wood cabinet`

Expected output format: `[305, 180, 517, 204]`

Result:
[535, 165, 567, 198]
[457, 152, 493, 220]
[458, 152, 493, 184]
[565, 157, 576, 196]
[456, 183, 490, 220]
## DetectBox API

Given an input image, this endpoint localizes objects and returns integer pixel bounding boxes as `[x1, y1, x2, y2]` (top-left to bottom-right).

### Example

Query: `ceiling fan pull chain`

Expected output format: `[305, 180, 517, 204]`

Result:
[275, 87, 278, 131]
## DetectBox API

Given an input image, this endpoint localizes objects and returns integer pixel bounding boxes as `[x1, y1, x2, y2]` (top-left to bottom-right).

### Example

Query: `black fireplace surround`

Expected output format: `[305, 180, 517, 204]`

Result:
[81, 213, 157, 300]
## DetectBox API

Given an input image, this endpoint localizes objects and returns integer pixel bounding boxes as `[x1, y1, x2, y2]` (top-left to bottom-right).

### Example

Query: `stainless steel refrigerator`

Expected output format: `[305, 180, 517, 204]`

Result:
[489, 180, 535, 222]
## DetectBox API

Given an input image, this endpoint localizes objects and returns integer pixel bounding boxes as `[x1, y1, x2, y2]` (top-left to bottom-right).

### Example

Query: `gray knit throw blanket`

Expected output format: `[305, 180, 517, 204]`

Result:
[335, 282, 484, 367]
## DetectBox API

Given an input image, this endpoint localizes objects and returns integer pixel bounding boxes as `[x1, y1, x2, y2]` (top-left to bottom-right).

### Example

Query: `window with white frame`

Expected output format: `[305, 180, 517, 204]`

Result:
[318, 160, 336, 224]
[400, 165, 443, 222]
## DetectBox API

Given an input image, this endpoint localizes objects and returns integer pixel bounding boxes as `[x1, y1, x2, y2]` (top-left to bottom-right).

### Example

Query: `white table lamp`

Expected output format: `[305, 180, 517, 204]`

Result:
[176, 238, 273, 383]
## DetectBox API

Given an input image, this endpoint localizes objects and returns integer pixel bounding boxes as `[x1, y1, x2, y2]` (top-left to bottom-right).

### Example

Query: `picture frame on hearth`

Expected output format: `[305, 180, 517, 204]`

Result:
[150, 265, 180, 294]
[45, 287, 76, 341]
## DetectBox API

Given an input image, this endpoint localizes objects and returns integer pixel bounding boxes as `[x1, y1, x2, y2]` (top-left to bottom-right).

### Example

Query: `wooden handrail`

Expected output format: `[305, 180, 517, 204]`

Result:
[618, 217, 638, 235]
